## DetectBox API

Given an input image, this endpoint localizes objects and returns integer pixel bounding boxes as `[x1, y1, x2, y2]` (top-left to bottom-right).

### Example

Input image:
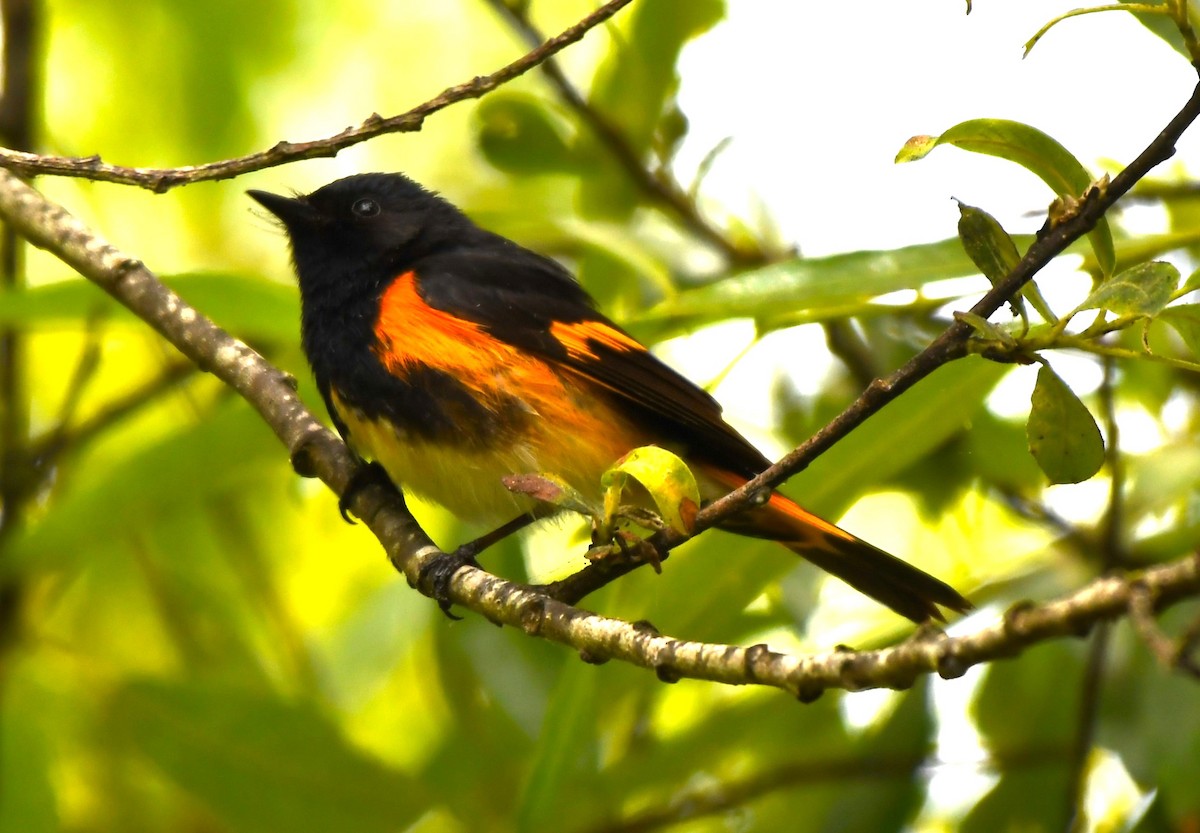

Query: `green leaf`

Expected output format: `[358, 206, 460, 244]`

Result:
[421, 620, 543, 815]
[1131, 641, 1200, 824]
[580, 0, 725, 218]
[602, 445, 700, 535]
[1026, 365, 1105, 484]
[639, 235, 1028, 338]
[1157, 303, 1200, 357]
[964, 641, 1081, 833]
[821, 685, 931, 833]
[0, 273, 299, 342]
[894, 134, 938, 163]
[898, 118, 1115, 275]
[1081, 260, 1179, 316]
[515, 661, 599, 833]
[475, 92, 579, 174]
[109, 680, 425, 833]
[954, 310, 1016, 342]
[788, 357, 1009, 512]
[6, 403, 284, 576]
[1126, 0, 1192, 60]
[588, 0, 723, 155]
[956, 201, 1021, 284]
[955, 201, 1066, 322]
[1080, 228, 1200, 277]
[0, 684, 58, 833]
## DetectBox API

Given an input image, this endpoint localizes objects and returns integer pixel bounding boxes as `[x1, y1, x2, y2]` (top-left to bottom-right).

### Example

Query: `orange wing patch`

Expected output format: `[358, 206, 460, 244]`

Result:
[550, 319, 644, 361]
[372, 270, 580, 420]
[374, 271, 510, 378]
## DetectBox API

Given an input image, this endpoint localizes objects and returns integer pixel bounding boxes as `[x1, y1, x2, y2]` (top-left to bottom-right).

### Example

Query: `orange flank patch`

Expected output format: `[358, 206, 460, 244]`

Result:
[550, 319, 644, 361]
[330, 383, 644, 527]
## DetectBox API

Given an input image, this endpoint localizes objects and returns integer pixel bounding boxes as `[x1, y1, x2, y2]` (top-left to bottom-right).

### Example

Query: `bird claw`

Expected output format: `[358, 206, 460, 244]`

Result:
[338, 460, 394, 523]
[418, 547, 481, 620]
[586, 530, 662, 573]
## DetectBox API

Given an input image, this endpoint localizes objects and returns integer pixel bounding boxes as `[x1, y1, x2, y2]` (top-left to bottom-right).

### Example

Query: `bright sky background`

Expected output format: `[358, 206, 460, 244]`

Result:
[677, 1, 1194, 255]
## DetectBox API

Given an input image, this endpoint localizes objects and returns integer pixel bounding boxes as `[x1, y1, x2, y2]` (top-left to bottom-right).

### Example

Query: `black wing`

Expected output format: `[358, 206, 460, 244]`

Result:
[413, 241, 772, 479]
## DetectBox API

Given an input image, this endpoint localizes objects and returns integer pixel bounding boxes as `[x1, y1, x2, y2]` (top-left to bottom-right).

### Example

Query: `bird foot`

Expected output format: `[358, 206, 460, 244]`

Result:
[337, 460, 394, 523]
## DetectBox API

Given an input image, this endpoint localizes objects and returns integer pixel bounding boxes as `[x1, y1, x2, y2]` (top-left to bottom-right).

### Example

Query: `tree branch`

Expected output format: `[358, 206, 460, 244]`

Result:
[1, 168, 1199, 696]
[1129, 584, 1200, 678]
[3, 20, 1200, 696]
[0, 0, 39, 542]
[31, 359, 194, 475]
[0, 0, 633, 191]
[586, 744, 1069, 833]
[545, 70, 1200, 604]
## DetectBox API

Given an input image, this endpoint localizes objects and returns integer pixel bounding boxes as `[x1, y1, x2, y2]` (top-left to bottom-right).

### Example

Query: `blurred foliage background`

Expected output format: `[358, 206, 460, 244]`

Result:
[2, 1, 1200, 831]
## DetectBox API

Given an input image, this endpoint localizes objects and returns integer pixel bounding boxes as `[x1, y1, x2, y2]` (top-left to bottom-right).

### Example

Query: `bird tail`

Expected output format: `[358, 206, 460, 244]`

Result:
[702, 469, 970, 623]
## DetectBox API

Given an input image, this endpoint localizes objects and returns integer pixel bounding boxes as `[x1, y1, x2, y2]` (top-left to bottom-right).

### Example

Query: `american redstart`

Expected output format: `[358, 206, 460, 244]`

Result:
[249, 173, 969, 622]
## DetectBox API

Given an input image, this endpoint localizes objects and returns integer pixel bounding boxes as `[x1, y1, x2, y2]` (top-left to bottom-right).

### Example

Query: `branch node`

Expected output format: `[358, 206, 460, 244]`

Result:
[838, 651, 889, 691]
[1001, 600, 1037, 646]
[519, 595, 547, 636]
[794, 679, 826, 704]
[289, 442, 319, 479]
[866, 377, 893, 395]
[653, 640, 683, 684]
[1125, 581, 1199, 676]
[579, 648, 609, 665]
[655, 663, 682, 684]
[936, 643, 969, 680]
[112, 255, 144, 280]
[743, 643, 773, 682]
[632, 619, 660, 636]
[912, 622, 947, 643]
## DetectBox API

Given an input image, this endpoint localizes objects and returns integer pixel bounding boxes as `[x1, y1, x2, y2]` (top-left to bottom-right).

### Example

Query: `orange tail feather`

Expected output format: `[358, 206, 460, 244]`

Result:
[700, 467, 970, 622]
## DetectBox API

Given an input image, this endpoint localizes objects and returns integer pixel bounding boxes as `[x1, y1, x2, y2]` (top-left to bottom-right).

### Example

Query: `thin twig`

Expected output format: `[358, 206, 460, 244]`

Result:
[0, 0, 634, 192]
[823, 319, 881, 389]
[586, 744, 1069, 833]
[1129, 584, 1200, 678]
[0, 3, 41, 821]
[57, 330, 103, 423]
[30, 360, 195, 471]
[0, 0, 39, 544]
[546, 71, 1200, 605]
[480, 0, 764, 264]
[586, 754, 929, 833]
[3, 168, 1200, 695]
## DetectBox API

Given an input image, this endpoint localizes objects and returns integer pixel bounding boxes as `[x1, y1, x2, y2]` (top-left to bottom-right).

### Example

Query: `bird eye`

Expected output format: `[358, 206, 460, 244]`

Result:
[351, 197, 380, 218]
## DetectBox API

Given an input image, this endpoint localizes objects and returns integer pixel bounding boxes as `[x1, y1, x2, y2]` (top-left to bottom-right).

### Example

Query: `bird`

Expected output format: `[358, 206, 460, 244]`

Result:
[249, 172, 969, 622]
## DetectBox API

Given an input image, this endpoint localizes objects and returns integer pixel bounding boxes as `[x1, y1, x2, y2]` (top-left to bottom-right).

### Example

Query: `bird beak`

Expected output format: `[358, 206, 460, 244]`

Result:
[247, 189, 320, 229]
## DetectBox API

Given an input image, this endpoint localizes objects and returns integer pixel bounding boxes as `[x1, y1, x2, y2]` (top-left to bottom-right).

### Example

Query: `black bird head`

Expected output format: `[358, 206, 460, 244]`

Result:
[249, 172, 475, 290]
